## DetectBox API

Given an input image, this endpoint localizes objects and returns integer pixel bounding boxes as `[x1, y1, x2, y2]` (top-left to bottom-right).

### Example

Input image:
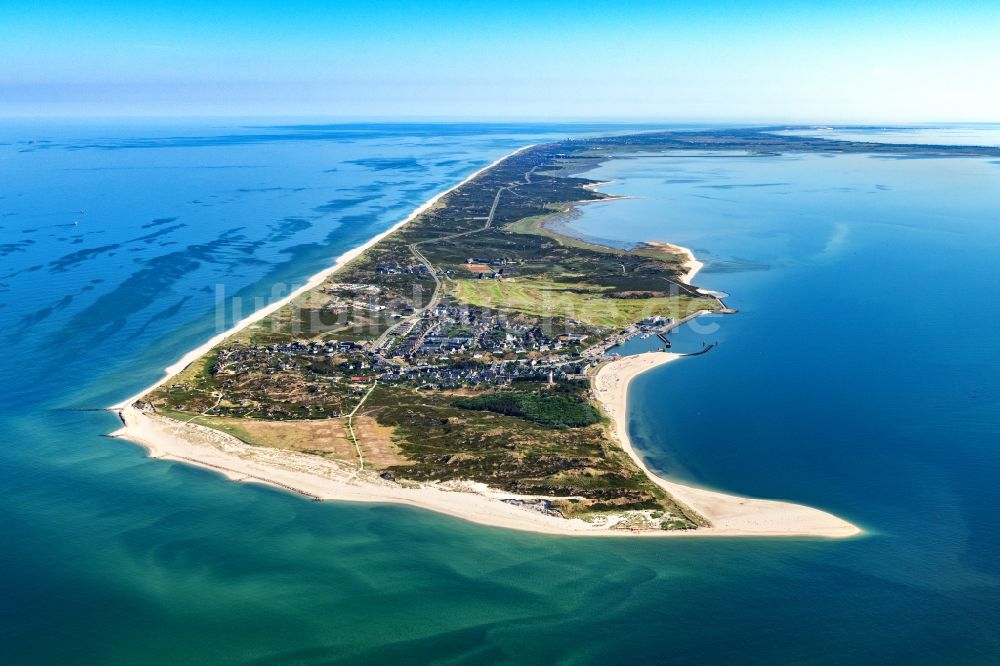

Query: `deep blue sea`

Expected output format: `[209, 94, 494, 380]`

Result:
[2, 122, 999, 664]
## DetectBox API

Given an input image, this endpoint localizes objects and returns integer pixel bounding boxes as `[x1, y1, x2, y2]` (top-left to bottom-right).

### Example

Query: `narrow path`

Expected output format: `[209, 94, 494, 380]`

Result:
[186, 391, 223, 423]
[373, 183, 510, 350]
[347, 380, 378, 471]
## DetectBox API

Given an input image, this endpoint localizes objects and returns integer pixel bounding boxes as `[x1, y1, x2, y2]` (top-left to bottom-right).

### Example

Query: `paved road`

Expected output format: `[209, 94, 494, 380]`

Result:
[372, 184, 508, 350]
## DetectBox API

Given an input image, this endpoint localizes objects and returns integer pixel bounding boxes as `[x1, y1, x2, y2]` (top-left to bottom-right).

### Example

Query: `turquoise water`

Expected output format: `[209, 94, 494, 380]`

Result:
[3, 124, 1000, 663]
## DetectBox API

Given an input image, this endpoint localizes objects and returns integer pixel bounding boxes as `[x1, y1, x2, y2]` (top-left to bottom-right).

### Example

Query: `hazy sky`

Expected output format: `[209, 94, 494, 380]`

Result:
[2, 0, 998, 121]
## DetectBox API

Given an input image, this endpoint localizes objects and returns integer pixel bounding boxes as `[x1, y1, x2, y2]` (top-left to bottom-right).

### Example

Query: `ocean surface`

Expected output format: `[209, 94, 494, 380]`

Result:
[2, 122, 999, 664]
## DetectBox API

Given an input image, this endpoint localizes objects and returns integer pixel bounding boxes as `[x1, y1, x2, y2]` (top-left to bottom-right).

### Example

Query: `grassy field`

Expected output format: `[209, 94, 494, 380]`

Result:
[451, 276, 715, 329]
[157, 408, 356, 459]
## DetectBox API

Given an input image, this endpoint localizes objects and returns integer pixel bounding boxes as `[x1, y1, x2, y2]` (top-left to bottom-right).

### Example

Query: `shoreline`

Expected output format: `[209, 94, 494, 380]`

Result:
[641, 240, 704, 285]
[107, 144, 859, 538]
[592, 353, 860, 537]
[109, 144, 536, 411]
[109, 352, 859, 537]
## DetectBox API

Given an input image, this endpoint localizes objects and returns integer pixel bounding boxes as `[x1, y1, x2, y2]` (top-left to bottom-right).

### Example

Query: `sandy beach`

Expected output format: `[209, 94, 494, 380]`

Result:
[642, 240, 704, 285]
[111, 403, 625, 536]
[110, 352, 858, 537]
[110, 144, 536, 411]
[592, 352, 860, 537]
[108, 147, 858, 538]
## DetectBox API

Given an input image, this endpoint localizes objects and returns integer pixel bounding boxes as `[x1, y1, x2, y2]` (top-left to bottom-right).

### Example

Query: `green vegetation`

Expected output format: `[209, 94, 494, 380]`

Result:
[363, 383, 701, 520]
[503, 211, 630, 255]
[148, 132, 809, 529]
[454, 390, 601, 428]
[140, 128, 1000, 529]
[452, 276, 712, 330]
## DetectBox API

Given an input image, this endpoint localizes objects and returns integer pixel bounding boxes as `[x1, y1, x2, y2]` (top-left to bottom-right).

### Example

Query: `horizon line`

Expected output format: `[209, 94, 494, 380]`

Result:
[1, 115, 998, 126]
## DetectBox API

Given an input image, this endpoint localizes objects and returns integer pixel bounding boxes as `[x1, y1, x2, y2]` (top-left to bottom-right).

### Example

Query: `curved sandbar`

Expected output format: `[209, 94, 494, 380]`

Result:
[593, 352, 860, 537]
[641, 241, 703, 285]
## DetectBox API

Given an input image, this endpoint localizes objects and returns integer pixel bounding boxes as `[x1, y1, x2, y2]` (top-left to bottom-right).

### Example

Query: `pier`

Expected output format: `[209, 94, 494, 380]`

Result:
[683, 342, 717, 357]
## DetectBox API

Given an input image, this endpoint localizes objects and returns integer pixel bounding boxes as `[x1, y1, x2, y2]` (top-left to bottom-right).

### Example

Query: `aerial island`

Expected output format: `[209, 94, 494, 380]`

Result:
[111, 129, 997, 537]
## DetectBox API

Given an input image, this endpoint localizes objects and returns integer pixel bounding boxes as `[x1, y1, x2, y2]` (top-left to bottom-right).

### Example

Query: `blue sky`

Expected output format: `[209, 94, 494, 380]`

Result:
[1, 0, 998, 121]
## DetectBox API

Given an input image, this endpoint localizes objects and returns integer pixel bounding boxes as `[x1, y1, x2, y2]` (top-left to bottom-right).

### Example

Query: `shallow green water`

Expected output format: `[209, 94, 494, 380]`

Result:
[2, 124, 998, 663]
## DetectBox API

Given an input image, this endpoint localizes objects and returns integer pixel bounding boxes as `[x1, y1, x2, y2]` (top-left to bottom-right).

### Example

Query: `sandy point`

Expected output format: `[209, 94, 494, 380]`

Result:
[592, 352, 861, 538]
[107, 352, 859, 539]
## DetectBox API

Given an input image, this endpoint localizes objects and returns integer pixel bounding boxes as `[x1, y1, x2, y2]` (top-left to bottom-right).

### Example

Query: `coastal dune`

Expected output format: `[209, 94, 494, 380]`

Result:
[111, 403, 618, 536]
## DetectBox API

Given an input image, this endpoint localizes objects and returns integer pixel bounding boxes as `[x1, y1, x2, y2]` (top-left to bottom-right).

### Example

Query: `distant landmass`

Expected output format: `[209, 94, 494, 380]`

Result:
[111, 129, 1000, 536]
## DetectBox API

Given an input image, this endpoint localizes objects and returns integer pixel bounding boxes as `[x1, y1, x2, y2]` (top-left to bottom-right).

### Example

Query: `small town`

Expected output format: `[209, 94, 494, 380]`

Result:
[201, 300, 686, 400]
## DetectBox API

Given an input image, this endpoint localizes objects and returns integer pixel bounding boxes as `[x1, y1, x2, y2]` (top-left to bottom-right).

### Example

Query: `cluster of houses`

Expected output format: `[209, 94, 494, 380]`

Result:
[376, 261, 431, 276]
[465, 256, 517, 280]
[210, 340, 363, 376]
[185, 292, 683, 415]
[581, 316, 675, 359]
[377, 358, 590, 390]
[380, 303, 582, 363]
[323, 283, 389, 312]
[466, 256, 514, 266]
[197, 328, 593, 405]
